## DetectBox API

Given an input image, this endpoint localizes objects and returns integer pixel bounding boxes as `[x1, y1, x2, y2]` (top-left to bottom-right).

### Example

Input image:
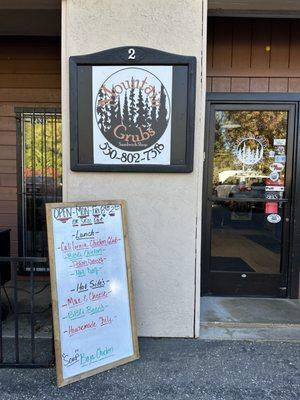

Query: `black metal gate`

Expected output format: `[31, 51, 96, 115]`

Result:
[0, 257, 54, 367]
[0, 109, 62, 367]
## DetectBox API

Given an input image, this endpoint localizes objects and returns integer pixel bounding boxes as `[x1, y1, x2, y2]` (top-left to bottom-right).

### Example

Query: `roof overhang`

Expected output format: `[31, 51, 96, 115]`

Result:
[0, 1, 60, 36]
[209, 0, 300, 17]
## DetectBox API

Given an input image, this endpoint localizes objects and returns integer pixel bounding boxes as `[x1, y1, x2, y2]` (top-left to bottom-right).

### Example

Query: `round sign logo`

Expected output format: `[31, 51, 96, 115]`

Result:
[236, 138, 264, 165]
[95, 67, 171, 152]
[267, 214, 281, 224]
[269, 171, 279, 182]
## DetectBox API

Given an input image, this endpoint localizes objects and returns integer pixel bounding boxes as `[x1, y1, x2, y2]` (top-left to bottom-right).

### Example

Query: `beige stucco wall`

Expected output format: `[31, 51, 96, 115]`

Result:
[61, 0, 206, 337]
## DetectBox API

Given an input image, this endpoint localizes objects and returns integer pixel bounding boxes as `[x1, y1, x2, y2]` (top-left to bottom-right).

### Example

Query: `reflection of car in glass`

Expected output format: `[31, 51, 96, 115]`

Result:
[247, 179, 266, 198]
[215, 172, 268, 198]
[215, 177, 239, 198]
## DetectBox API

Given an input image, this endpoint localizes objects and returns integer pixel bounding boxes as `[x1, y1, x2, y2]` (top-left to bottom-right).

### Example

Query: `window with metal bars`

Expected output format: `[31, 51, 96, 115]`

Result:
[16, 109, 62, 273]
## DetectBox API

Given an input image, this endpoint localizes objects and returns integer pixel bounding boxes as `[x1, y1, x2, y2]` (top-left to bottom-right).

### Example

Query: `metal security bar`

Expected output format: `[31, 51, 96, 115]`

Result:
[0, 257, 53, 367]
[16, 109, 62, 273]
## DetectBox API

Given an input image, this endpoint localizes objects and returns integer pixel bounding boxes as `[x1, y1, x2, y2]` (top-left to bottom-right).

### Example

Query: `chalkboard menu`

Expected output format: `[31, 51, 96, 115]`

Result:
[46, 201, 139, 387]
[70, 46, 196, 172]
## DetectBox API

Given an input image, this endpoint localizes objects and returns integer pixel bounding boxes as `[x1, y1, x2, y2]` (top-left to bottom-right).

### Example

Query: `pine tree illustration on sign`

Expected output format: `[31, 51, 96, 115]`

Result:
[122, 92, 130, 128]
[128, 80, 136, 130]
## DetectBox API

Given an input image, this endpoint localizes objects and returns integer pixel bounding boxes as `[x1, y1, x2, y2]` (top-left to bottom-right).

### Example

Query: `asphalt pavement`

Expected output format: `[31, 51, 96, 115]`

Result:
[0, 338, 299, 400]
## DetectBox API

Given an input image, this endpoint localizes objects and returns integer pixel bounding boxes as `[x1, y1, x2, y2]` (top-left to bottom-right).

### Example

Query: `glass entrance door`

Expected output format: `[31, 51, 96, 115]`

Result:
[202, 103, 296, 297]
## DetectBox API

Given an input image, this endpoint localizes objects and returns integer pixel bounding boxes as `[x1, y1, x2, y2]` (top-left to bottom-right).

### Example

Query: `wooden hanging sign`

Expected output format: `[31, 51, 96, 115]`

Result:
[46, 200, 139, 387]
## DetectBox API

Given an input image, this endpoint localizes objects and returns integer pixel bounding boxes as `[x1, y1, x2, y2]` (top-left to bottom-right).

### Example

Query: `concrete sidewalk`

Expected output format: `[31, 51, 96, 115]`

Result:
[200, 297, 300, 341]
[0, 338, 299, 400]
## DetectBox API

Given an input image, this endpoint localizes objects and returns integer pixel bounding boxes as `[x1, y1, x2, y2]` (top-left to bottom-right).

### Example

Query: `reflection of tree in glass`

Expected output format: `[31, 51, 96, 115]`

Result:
[213, 111, 288, 190]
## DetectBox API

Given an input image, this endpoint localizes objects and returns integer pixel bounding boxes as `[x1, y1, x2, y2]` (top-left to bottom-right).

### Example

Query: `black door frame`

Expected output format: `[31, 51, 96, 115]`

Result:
[202, 93, 300, 298]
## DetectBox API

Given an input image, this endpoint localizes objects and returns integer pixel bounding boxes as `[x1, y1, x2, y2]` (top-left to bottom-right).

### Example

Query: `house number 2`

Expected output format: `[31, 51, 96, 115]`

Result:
[128, 48, 136, 60]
